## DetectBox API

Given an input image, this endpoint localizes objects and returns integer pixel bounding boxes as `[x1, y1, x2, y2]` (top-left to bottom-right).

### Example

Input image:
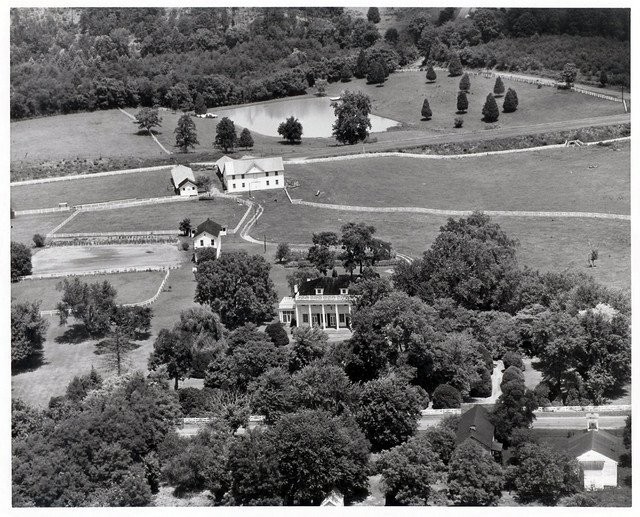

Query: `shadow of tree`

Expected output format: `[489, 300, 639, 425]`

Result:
[55, 324, 94, 345]
[11, 353, 48, 375]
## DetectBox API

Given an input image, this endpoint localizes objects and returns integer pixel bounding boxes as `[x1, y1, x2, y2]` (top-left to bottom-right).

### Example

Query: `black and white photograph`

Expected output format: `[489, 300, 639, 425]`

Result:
[3, 1, 636, 511]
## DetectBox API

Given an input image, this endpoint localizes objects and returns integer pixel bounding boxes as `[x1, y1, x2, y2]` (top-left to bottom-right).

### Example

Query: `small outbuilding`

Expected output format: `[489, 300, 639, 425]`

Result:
[171, 164, 198, 196]
[192, 218, 227, 260]
[568, 428, 623, 490]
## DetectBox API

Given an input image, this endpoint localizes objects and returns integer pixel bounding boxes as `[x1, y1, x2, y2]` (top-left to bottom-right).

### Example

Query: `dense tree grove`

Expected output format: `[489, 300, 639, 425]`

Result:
[11, 301, 49, 369]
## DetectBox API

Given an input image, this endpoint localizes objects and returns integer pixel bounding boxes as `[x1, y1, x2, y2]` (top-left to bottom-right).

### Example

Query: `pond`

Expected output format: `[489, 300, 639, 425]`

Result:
[214, 96, 400, 138]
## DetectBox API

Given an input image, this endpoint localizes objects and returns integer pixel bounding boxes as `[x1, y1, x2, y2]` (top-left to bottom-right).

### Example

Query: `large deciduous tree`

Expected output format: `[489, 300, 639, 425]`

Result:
[277, 116, 303, 143]
[447, 440, 504, 506]
[367, 7, 381, 24]
[238, 127, 254, 149]
[288, 326, 328, 372]
[214, 116, 237, 152]
[11, 241, 32, 281]
[11, 301, 49, 369]
[148, 328, 194, 390]
[491, 379, 539, 445]
[134, 107, 162, 132]
[56, 278, 118, 336]
[195, 251, 277, 329]
[174, 113, 199, 152]
[332, 91, 372, 145]
[448, 53, 463, 76]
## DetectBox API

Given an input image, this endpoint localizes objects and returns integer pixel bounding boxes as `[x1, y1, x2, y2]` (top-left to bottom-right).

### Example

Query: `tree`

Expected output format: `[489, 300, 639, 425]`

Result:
[195, 251, 277, 329]
[503, 88, 519, 113]
[248, 367, 297, 423]
[11, 301, 49, 368]
[340, 221, 376, 274]
[275, 242, 291, 263]
[454, 116, 464, 128]
[292, 363, 357, 416]
[134, 107, 162, 132]
[366, 61, 386, 86]
[340, 64, 352, 82]
[148, 328, 194, 390]
[501, 365, 524, 386]
[56, 278, 118, 336]
[510, 442, 580, 505]
[66, 368, 103, 403]
[432, 384, 462, 409]
[238, 127, 254, 149]
[288, 326, 328, 372]
[502, 351, 524, 371]
[315, 78, 328, 96]
[354, 49, 368, 79]
[490, 379, 538, 445]
[561, 62, 578, 87]
[11, 241, 32, 281]
[431, 332, 484, 398]
[277, 116, 303, 143]
[265, 322, 289, 347]
[367, 7, 381, 24]
[179, 218, 191, 236]
[195, 174, 212, 192]
[482, 93, 499, 122]
[447, 440, 504, 506]
[422, 423, 457, 465]
[438, 7, 456, 26]
[456, 91, 468, 113]
[459, 73, 470, 92]
[448, 53, 463, 76]
[355, 374, 427, 451]
[174, 113, 199, 153]
[214, 116, 237, 152]
[421, 98, 432, 120]
[272, 410, 370, 505]
[33, 234, 45, 247]
[286, 267, 322, 297]
[599, 70, 608, 87]
[193, 92, 207, 115]
[307, 244, 335, 275]
[426, 65, 437, 82]
[384, 27, 399, 44]
[493, 76, 505, 97]
[332, 90, 372, 145]
[349, 276, 392, 311]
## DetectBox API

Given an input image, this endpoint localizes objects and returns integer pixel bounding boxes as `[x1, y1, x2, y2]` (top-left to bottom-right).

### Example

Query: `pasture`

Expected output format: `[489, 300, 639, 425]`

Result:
[10, 212, 71, 245]
[61, 197, 247, 234]
[286, 143, 630, 215]
[11, 166, 175, 211]
[11, 270, 167, 311]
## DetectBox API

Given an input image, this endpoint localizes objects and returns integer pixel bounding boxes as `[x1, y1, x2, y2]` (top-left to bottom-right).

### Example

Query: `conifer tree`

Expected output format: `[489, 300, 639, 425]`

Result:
[459, 73, 470, 92]
[354, 49, 368, 79]
[193, 93, 207, 115]
[482, 93, 499, 122]
[426, 65, 437, 83]
[503, 88, 519, 113]
[421, 98, 432, 120]
[456, 91, 468, 113]
[448, 53, 463, 77]
[493, 76, 505, 97]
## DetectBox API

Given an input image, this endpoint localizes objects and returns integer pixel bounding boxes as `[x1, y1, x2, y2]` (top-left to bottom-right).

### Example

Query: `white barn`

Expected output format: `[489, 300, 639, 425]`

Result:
[171, 165, 198, 196]
[568, 429, 623, 490]
[215, 155, 285, 193]
[192, 218, 227, 260]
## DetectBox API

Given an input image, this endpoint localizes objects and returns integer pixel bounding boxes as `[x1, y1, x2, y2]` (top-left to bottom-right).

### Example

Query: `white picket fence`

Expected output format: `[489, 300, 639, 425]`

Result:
[51, 229, 177, 239]
[535, 404, 631, 413]
[421, 408, 462, 416]
[25, 264, 180, 281]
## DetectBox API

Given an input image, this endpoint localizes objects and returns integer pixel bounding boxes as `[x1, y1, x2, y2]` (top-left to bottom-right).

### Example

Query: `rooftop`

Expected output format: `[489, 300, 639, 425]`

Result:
[455, 405, 497, 451]
[171, 164, 196, 187]
[219, 156, 284, 177]
[298, 275, 355, 296]
[568, 430, 623, 462]
[193, 218, 223, 237]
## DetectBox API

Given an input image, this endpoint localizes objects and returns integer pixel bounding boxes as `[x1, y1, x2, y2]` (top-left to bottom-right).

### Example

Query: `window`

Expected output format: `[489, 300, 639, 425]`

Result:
[339, 313, 345, 323]
[266, 172, 270, 177]
[242, 183, 245, 188]
[282, 311, 292, 323]
[340, 288, 348, 295]
[315, 288, 324, 295]
[242, 174, 245, 179]
[232, 175, 236, 180]
[302, 314, 309, 323]
[200, 240, 204, 246]
[275, 180, 279, 185]
[275, 171, 278, 176]
[266, 181, 269, 186]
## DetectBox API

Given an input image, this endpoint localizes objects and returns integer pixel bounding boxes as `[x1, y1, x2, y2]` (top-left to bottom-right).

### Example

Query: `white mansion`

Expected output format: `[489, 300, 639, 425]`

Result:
[214, 155, 285, 193]
[278, 275, 355, 330]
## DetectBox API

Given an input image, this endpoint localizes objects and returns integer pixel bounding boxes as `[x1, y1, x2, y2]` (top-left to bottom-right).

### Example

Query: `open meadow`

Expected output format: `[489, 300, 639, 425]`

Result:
[285, 143, 630, 215]
[10, 212, 71, 244]
[61, 197, 247, 234]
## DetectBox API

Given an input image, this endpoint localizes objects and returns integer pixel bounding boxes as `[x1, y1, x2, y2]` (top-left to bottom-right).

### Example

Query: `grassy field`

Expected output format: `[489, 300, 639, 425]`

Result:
[10, 212, 71, 245]
[286, 144, 630, 215]
[62, 197, 247, 234]
[11, 166, 175, 210]
[253, 191, 630, 290]
[11, 270, 167, 311]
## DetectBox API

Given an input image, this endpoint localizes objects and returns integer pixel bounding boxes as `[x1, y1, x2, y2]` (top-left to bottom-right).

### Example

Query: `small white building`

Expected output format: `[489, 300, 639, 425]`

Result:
[171, 164, 198, 196]
[568, 425, 623, 490]
[192, 218, 227, 260]
[278, 275, 354, 329]
[215, 155, 285, 193]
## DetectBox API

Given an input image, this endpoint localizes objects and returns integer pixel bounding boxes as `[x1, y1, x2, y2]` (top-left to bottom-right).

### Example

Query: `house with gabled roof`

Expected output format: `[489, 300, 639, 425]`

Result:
[455, 405, 503, 460]
[215, 155, 285, 193]
[192, 218, 227, 260]
[171, 164, 198, 196]
[568, 426, 623, 490]
[278, 275, 356, 329]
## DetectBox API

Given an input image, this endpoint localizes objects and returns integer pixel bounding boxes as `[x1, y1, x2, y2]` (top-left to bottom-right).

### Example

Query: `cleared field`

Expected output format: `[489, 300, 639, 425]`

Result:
[32, 244, 184, 275]
[11, 167, 175, 211]
[62, 197, 247, 233]
[286, 144, 630, 215]
[254, 192, 630, 290]
[324, 70, 626, 131]
[10, 109, 166, 163]
[10, 212, 71, 245]
[11, 270, 167, 310]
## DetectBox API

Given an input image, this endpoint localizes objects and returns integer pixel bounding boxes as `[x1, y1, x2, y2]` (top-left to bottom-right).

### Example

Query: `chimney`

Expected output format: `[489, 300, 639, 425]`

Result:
[469, 425, 476, 432]
[586, 412, 599, 431]
[294, 284, 299, 296]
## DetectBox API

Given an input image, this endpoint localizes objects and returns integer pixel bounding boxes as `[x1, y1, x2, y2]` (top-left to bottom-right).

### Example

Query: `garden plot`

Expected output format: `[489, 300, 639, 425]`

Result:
[31, 244, 183, 276]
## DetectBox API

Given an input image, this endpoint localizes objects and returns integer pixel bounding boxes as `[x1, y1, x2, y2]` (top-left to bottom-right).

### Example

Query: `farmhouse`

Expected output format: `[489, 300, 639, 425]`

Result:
[568, 423, 623, 490]
[455, 405, 503, 459]
[192, 218, 227, 260]
[278, 275, 355, 329]
[215, 155, 285, 193]
[171, 164, 198, 196]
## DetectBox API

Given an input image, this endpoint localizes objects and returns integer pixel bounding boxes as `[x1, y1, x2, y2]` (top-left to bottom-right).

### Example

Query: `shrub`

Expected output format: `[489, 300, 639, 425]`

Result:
[481, 93, 499, 122]
[421, 98, 432, 120]
[502, 351, 524, 371]
[426, 65, 437, 82]
[432, 384, 462, 409]
[501, 365, 524, 387]
[181, 242, 190, 251]
[469, 367, 492, 398]
[493, 76, 505, 97]
[454, 117, 464, 128]
[32, 234, 45, 248]
[265, 322, 289, 347]
[456, 91, 468, 113]
[275, 242, 291, 263]
[459, 73, 470, 92]
[448, 53, 463, 76]
[503, 88, 519, 113]
[599, 70, 608, 87]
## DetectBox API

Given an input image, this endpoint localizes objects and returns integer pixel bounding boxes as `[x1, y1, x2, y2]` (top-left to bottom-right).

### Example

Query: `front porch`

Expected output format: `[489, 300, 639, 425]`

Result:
[279, 302, 352, 330]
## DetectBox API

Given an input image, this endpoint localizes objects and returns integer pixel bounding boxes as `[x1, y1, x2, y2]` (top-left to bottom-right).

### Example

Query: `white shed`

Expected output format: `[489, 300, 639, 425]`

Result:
[568, 429, 623, 490]
[171, 164, 198, 196]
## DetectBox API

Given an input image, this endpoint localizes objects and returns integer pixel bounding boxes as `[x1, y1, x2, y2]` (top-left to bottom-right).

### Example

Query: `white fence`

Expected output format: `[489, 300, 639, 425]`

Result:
[11, 164, 171, 187]
[535, 404, 631, 413]
[15, 206, 72, 216]
[421, 408, 462, 416]
[123, 269, 171, 308]
[51, 229, 177, 238]
[25, 264, 180, 281]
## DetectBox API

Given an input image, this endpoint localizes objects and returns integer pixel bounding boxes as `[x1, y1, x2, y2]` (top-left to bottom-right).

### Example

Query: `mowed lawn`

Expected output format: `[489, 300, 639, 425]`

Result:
[10, 212, 71, 245]
[323, 70, 626, 131]
[11, 167, 175, 211]
[254, 192, 630, 290]
[11, 270, 167, 311]
[62, 197, 248, 233]
[286, 143, 630, 215]
[10, 109, 166, 163]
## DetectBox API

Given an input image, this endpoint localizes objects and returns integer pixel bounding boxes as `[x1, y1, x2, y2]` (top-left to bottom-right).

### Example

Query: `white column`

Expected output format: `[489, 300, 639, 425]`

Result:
[308, 305, 312, 327]
[321, 304, 326, 329]
[295, 305, 300, 328]
[335, 304, 339, 329]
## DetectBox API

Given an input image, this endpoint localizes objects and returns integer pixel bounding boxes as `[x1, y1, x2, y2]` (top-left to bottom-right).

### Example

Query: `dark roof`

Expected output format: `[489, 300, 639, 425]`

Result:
[194, 218, 223, 237]
[455, 405, 496, 450]
[298, 275, 355, 296]
[567, 430, 623, 462]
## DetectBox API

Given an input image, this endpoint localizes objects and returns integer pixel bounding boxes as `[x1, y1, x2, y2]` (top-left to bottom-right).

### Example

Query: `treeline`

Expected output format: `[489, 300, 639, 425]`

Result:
[10, 7, 416, 119]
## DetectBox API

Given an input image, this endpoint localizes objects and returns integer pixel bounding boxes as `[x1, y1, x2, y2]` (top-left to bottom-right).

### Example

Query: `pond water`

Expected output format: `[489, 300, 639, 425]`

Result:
[215, 96, 400, 138]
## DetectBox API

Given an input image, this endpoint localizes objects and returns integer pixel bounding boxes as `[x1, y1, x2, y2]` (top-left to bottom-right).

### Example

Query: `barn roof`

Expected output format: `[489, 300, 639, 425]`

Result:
[194, 218, 223, 237]
[568, 430, 623, 462]
[298, 275, 355, 296]
[171, 164, 196, 187]
[222, 156, 284, 177]
[455, 405, 496, 450]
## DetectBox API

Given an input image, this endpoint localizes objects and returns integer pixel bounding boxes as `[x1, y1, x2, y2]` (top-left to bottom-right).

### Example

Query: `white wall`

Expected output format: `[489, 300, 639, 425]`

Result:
[193, 231, 221, 258]
[225, 172, 284, 193]
[578, 450, 618, 490]
[179, 182, 198, 196]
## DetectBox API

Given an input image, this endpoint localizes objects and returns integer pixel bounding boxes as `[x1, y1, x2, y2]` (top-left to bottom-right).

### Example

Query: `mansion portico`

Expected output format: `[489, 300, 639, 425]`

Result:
[278, 275, 355, 330]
